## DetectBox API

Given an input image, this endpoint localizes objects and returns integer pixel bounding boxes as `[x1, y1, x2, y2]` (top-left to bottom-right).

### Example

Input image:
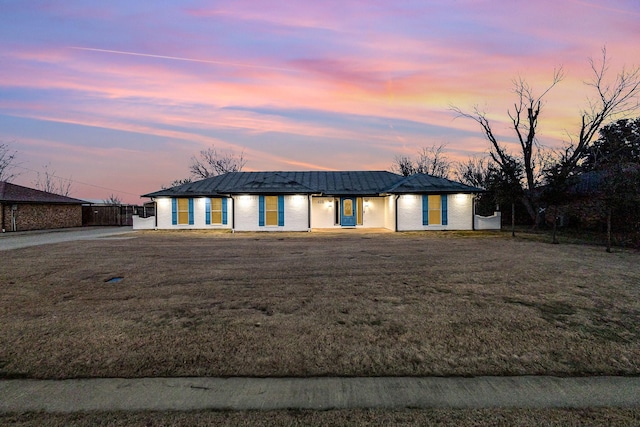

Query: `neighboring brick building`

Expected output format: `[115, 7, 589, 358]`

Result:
[0, 181, 83, 232]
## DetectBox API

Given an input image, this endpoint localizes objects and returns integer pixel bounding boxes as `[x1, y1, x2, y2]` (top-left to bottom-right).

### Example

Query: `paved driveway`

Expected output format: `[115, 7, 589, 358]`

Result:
[0, 227, 136, 251]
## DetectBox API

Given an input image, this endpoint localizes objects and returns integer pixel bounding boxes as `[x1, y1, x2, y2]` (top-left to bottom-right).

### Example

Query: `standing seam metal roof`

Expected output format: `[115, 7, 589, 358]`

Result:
[142, 171, 483, 198]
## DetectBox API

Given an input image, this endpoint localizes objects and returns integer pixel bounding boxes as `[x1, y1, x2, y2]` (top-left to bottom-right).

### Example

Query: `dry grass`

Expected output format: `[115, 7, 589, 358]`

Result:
[3, 408, 640, 426]
[1, 230, 639, 379]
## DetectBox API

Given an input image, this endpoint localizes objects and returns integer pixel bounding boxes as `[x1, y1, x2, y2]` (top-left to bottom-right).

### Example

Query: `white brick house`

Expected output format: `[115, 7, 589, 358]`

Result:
[136, 171, 500, 232]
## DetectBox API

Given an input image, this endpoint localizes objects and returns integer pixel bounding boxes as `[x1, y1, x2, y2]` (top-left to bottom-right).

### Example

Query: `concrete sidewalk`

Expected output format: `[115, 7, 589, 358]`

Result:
[1, 376, 639, 413]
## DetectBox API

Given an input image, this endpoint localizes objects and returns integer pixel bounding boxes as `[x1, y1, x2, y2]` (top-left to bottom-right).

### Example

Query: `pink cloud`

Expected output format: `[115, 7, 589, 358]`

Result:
[3, 0, 640, 201]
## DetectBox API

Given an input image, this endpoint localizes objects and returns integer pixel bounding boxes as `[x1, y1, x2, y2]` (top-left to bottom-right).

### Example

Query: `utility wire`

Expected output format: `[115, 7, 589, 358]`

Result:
[12, 164, 141, 197]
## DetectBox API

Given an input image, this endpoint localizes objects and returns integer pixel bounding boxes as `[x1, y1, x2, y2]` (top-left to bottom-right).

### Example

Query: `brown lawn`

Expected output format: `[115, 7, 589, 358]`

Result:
[3, 408, 640, 427]
[0, 230, 638, 379]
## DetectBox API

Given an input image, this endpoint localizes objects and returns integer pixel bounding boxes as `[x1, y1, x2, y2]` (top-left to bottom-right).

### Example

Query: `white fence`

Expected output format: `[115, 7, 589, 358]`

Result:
[474, 212, 501, 230]
[132, 215, 155, 230]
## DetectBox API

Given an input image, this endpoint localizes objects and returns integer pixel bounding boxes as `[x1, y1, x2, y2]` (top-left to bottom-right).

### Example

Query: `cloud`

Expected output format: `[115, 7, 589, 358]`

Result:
[2, 0, 640, 200]
[68, 46, 299, 73]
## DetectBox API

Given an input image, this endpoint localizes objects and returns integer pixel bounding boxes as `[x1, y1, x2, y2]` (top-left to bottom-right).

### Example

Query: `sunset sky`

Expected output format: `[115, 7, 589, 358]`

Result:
[2, 0, 639, 203]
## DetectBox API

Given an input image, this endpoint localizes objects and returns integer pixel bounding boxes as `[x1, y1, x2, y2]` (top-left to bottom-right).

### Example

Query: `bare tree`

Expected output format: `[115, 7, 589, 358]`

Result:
[452, 68, 564, 224]
[539, 49, 640, 243]
[392, 155, 416, 176]
[190, 146, 246, 179]
[454, 155, 504, 217]
[415, 145, 451, 178]
[392, 144, 451, 178]
[161, 177, 193, 190]
[0, 142, 19, 182]
[453, 156, 492, 188]
[33, 164, 73, 196]
[103, 194, 122, 205]
[559, 47, 640, 173]
[165, 178, 190, 189]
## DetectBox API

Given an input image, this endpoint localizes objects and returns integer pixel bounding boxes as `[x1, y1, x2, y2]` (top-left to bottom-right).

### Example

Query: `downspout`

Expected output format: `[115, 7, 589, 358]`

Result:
[11, 205, 17, 231]
[153, 198, 158, 229]
[394, 195, 399, 232]
[472, 194, 476, 231]
[1, 202, 4, 232]
[231, 196, 235, 233]
[307, 194, 312, 231]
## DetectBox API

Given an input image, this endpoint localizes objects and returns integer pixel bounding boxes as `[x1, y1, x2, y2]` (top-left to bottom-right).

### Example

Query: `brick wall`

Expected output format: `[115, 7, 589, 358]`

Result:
[2, 203, 82, 232]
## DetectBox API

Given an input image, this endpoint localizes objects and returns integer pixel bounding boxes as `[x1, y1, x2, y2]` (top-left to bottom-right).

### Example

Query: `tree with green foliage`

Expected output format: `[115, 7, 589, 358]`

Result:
[541, 162, 575, 244]
[581, 118, 640, 170]
[486, 156, 523, 237]
[579, 117, 640, 251]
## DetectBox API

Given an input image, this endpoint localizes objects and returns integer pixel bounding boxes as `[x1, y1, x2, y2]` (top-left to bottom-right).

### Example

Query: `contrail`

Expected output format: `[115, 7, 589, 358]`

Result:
[69, 46, 297, 72]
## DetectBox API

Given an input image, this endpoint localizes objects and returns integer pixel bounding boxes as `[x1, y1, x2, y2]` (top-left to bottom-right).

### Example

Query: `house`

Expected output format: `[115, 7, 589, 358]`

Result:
[135, 171, 501, 232]
[0, 181, 84, 232]
[544, 167, 640, 231]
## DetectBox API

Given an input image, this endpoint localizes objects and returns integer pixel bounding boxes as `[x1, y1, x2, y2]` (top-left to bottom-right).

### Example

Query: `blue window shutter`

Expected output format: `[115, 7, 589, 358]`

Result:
[171, 199, 177, 225]
[205, 198, 211, 225]
[422, 195, 429, 225]
[278, 195, 285, 226]
[188, 198, 194, 225]
[441, 194, 448, 225]
[222, 198, 228, 225]
[258, 195, 265, 226]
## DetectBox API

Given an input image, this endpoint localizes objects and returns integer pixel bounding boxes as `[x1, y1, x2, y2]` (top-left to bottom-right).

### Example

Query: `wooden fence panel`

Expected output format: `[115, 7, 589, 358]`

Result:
[82, 205, 136, 226]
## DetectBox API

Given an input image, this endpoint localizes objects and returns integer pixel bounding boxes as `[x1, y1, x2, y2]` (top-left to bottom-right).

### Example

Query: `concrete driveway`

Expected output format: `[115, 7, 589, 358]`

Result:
[0, 227, 136, 251]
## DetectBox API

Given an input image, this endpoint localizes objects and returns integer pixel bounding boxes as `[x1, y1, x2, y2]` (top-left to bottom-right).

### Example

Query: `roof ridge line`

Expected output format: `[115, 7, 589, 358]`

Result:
[383, 174, 415, 193]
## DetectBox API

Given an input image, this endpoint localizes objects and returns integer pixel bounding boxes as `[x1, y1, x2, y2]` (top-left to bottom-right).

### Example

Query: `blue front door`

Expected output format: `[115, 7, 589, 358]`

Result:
[341, 197, 357, 226]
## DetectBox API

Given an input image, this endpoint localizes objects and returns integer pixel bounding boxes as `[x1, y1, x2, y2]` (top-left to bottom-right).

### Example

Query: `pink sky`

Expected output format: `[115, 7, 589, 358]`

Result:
[1, 0, 639, 203]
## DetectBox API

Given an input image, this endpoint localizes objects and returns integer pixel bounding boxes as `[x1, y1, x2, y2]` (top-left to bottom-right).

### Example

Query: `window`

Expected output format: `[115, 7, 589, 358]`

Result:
[259, 195, 284, 226]
[211, 198, 222, 224]
[178, 198, 190, 224]
[206, 198, 227, 225]
[343, 198, 353, 216]
[422, 195, 448, 226]
[265, 196, 278, 226]
[172, 198, 194, 225]
[428, 195, 441, 225]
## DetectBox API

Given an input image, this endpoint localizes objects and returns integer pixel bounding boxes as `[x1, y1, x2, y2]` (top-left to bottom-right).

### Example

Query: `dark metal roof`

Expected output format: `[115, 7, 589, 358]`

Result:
[0, 181, 85, 204]
[384, 174, 484, 194]
[143, 171, 483, 198]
